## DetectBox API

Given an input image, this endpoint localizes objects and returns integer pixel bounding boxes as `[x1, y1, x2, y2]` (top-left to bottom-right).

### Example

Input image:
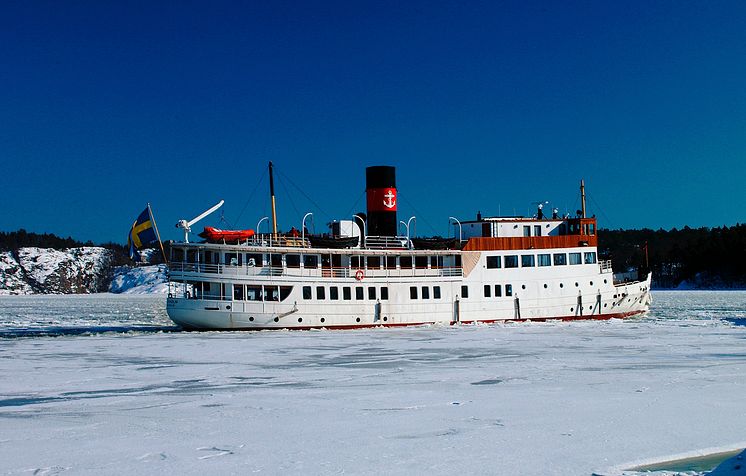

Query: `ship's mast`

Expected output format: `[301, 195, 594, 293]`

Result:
[580, 179, 586, 219]
[269, 161, 278, 237]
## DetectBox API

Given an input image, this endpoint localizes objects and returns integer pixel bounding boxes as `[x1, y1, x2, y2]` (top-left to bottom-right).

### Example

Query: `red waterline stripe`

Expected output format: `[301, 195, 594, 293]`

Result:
[182, 310, 647, 331]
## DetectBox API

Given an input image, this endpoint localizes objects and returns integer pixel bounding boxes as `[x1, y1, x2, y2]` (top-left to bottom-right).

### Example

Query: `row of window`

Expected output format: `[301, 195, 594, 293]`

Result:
[232, 284, 293, 302]
[303, 285, 389, 301]
[482, 284, 514, 298]
[409, 286, 442, 300]
[486, 252, 597, 269]
[180, 250, 458, 270]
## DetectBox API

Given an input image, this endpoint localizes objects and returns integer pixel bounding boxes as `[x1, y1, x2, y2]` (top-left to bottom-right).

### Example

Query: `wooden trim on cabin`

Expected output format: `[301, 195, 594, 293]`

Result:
[462, 235, 597, 251]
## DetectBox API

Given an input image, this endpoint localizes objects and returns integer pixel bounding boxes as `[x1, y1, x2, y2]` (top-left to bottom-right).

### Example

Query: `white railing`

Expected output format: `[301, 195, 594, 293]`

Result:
[169, 262, 463, 279]
[364, 235, 410, 249]
[600, 260, 613, 273]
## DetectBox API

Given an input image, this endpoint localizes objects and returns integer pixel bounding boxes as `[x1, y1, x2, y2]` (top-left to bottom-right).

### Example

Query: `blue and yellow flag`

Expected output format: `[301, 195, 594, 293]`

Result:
[128, 206, 158, 260]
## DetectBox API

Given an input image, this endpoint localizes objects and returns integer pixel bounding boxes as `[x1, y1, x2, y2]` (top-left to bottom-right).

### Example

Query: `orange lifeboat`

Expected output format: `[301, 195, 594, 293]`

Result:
[198, 226, 255, 243]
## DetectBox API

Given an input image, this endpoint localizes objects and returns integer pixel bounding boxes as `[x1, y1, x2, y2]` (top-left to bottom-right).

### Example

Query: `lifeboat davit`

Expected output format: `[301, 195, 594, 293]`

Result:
[198, 226, 255, 243]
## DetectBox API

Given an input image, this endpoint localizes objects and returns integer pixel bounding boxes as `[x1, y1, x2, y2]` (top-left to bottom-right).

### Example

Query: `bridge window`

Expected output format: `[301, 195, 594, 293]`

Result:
[430, 256, 443, 268]
[410, 286, 418, 299]
[356, 286, 364, 300]
[400, 256, 413, 269]
[422, 286, 430, 299]
[484, 285, 491, 298]
[343, 287, 351, 300]
[415, 256, 428, 268]
[316, 286, 325, 300]
[486, 256, 501, 268]
[367, 256, 381, 269]
[330, 287, 339, 300]
[461, 285, 469, 298]
[434, 286, 441, 299]
[303, 255, 318, 268]
[553, 253, 567, 266]
[505, 255, 519, 268]
[247, 286, 262, 301]
[270, 254, 282, 268]
[569, 252, 582, 265]
[351, 256, 362, 268]
[538, 254, 551, 266]
[286, 254, 300, 268]
[264, 285, 280, 301]
[584, 252, 597, 264]
[505, 284, 513, 297]
[247, 254, 263, 267]
[523, 225, 531, 237]
[521, 255, 535, 267]
[534, 225, 542, 236]
[302, 286, 312, 300]
[233, 285, 244, 301]
[386, 256, 397, 269]
[280, 286, 292, 301]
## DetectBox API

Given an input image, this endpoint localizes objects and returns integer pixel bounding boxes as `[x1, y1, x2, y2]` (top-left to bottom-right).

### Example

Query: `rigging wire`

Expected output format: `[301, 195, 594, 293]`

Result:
[233, 172, 266, 227]
[398, 193, 438, 237]
[344, 189, 366, 218]
[586, 191, 616, 229]
[274, 166, 334, 222]
[275, 176, 303, 228]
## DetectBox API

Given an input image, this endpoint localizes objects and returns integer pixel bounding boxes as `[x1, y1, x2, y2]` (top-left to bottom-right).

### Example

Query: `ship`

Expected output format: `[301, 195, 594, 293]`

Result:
[166, 163, 652, 330]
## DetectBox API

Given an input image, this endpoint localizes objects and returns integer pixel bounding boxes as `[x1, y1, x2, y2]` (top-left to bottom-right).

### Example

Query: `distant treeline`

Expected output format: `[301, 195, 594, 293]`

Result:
[599, 224, 746, 288]
[0, 229, 132, 266]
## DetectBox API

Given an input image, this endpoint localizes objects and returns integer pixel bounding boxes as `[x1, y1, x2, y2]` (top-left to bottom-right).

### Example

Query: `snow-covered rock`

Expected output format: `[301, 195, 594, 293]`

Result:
[109, 264, 169, 294]
[0, 247, 113, 294]
[0, 251, 33, 295]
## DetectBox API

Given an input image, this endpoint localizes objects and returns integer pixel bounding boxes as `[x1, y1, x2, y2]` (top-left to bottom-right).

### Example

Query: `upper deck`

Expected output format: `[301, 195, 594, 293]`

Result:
[461, 217, 598, 251]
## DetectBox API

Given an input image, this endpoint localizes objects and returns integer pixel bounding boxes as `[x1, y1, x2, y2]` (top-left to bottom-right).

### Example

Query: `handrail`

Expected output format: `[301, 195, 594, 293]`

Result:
[168, 261, 463, 278]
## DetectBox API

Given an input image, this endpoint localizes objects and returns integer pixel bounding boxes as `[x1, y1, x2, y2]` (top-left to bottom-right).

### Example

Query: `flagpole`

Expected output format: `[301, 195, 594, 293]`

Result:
[148, 203, 169, 265]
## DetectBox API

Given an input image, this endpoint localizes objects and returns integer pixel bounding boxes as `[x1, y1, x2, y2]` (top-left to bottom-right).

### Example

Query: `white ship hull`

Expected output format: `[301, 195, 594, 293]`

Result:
[166, 244, 652, 330]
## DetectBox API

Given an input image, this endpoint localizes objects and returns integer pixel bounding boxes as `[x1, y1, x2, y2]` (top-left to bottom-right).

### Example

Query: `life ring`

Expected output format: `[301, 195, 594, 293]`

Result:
[355, 269, 365, 281]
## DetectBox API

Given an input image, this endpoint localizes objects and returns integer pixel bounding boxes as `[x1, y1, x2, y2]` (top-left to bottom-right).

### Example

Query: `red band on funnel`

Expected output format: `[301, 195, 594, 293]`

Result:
[367, 188, 397, 212]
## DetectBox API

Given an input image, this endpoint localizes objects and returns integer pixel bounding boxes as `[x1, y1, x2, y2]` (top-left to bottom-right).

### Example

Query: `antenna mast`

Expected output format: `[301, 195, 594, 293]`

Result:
[269, 161, 278, 237]
[580, 179, 586, 218]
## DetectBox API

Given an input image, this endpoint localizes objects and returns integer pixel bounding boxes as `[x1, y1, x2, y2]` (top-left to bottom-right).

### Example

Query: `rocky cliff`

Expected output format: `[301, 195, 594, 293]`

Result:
[0, 247, 113, 295]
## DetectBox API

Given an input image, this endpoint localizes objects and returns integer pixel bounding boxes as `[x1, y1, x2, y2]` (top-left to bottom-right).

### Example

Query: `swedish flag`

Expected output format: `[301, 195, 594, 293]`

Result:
[128, 206, 158, 260]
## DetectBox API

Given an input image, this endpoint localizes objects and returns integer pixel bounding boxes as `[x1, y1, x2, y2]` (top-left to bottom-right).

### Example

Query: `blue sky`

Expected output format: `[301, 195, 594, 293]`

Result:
[1, 1, 745, 243]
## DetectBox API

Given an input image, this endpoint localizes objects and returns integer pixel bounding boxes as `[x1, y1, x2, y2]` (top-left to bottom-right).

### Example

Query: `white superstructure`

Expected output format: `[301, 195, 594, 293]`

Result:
[166, 166, 651, 330]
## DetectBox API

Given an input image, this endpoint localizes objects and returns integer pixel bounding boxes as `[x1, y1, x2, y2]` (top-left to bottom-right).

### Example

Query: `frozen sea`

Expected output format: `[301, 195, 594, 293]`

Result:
[1, 292, 746, 475]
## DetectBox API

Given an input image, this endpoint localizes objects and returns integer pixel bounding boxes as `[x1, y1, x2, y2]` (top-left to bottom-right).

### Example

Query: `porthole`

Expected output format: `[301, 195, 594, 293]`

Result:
[570, 307, 574, 312]
[604, 303, 607, 307]
[356, 317, 361, 323]
[298, 318, 303, 323]
[604, 279, 608, 284]
[590, 281, 593, 286]
[274, 317, 279, 322]
[249, 317, 254, 322]
[543, 284, 548, 289]
[320, 318, 326, 323]
[226, 305, 231, 310]
[383, 316, 388, 322]
[560, 283, 564, 288]
[575, 282, 579, 287]
[521, 285, 526, 290]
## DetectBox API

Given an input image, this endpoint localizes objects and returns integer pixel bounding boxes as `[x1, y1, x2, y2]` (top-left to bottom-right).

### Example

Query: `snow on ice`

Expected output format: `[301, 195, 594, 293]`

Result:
[0, 291, 745, 475]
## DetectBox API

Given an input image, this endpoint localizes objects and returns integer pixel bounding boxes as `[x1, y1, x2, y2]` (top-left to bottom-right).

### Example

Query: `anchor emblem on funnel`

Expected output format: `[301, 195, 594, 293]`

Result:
[383, 189, 396, 209]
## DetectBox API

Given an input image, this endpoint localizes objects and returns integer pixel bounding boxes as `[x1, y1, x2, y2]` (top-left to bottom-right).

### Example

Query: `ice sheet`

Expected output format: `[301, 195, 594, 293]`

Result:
[1, 291, 745, 475]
